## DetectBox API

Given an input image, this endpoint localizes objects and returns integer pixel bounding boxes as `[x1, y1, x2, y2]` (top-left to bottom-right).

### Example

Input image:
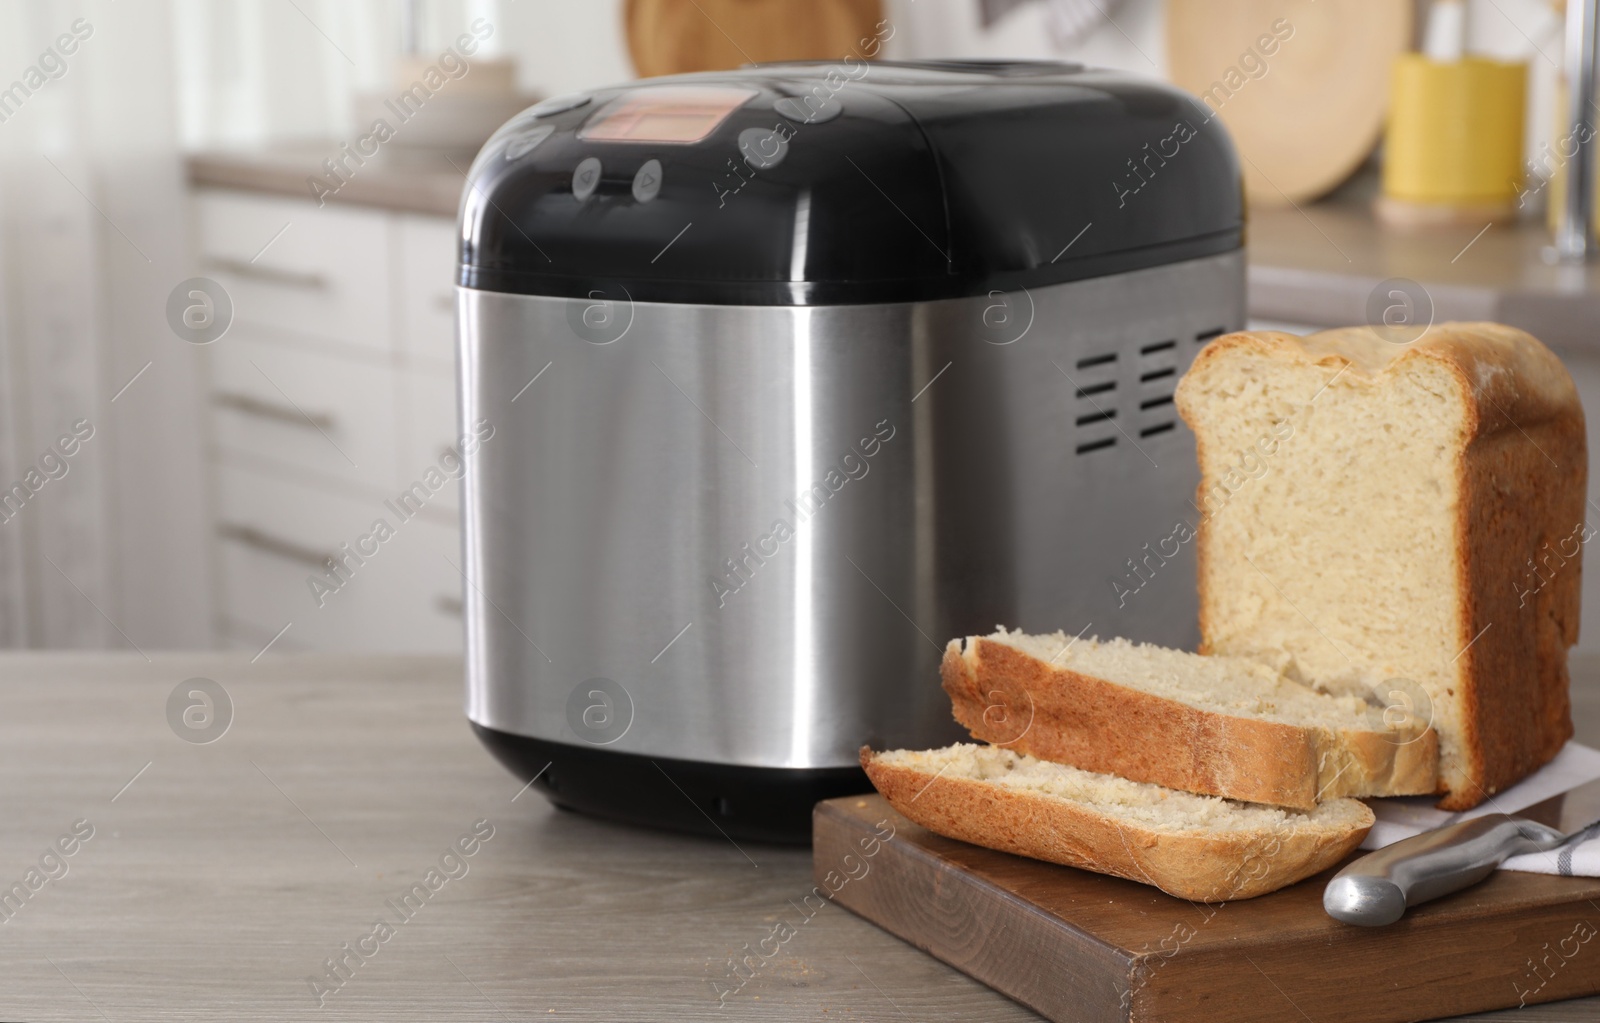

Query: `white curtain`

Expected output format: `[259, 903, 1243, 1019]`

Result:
[0, 0, 208, 648]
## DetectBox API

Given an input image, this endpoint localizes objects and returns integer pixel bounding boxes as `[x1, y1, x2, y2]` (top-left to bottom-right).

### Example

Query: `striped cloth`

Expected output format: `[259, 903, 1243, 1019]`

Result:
[1503, 820, 1600, 876]
[1363, 742, 1600, 876]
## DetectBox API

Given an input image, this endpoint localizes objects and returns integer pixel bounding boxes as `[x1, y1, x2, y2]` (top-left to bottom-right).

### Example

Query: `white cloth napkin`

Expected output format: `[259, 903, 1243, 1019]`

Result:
[1361, 742, 1600, 875]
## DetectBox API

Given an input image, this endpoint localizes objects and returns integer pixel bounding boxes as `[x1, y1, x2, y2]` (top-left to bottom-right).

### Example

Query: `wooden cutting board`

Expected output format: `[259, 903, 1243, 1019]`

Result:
[1166, 0, 1412, 206]
[815, 783, 1600, 1023]
[625, 0, 883, 77]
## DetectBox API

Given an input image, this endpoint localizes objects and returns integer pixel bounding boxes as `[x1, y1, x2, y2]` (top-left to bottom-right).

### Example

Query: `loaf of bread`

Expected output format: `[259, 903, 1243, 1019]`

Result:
[1175, 323, 1584, 810]
[943, 628, 1437, 810]
[862, 744, 1374, 901]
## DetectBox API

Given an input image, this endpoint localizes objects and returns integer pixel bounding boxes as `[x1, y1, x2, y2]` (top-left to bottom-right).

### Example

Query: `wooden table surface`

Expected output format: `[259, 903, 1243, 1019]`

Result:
[1, 651, 1597, 1022]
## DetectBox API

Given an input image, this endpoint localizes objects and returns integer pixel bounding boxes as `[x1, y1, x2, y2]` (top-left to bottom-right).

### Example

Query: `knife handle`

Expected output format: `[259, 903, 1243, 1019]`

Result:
[1323, 815, 1560, 926]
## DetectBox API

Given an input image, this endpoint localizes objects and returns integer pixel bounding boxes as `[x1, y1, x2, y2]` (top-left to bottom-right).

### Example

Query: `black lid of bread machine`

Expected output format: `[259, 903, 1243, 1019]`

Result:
[458, 59, 1242, 305]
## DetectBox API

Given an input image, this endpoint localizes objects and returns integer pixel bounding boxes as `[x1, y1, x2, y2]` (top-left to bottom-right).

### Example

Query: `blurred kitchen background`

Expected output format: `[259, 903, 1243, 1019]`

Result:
[0, 0, 1595, 655]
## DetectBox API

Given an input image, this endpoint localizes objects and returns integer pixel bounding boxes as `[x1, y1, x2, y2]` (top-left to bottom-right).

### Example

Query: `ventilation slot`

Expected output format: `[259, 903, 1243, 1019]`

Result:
[1071, 349, 1120, 456]
[1196, 326, 1226, 343]
[1136, 336, 1179, 439]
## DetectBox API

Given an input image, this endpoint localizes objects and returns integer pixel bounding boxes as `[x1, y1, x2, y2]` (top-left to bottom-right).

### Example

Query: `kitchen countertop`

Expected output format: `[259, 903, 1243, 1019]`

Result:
[189, 146, 467, 217]
[1248, 172, 1600, 355]
[4, 651, 1595, 1021]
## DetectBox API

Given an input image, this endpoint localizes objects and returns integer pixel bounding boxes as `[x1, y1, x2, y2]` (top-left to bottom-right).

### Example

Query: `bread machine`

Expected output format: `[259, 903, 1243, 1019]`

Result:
[457, 59, 1245, 842]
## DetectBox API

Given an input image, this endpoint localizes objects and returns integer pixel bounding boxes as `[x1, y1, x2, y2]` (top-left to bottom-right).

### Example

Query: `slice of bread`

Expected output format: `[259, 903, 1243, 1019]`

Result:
[1175, 324, 1583, 809]
[943, 628, 1437, 810]
[862, 744, 1374, 901]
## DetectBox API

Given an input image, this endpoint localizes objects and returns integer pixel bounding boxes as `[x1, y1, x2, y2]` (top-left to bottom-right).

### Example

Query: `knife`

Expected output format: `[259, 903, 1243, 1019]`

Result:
[1323, 814, 1598, 926]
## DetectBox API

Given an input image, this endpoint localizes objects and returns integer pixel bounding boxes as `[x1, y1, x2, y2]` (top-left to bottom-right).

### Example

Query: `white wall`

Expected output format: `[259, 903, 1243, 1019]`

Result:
[170, 0, 1567, 149]
[491, 1, 634, 98]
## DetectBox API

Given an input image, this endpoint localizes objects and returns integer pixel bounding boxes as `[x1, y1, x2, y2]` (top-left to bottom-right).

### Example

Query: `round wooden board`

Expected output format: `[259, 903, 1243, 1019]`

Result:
[626, 0, 884, 78]
[1166, 0, 1413, 206]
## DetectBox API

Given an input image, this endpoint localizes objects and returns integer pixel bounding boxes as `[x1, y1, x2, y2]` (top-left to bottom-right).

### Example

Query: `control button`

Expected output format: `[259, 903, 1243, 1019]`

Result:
[572, 157, 602, 201]
[738, 127, 789, 170]
[632, 159, 663, 203]
[530, 93, 591, 118]
[503, 125, 554, 161]
[774, 95, 842, 124]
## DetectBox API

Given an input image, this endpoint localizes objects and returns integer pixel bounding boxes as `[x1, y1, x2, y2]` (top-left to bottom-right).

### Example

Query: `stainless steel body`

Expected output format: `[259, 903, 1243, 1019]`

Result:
[461, 251, 1244, 769]
[1325, 814, 1599, 926]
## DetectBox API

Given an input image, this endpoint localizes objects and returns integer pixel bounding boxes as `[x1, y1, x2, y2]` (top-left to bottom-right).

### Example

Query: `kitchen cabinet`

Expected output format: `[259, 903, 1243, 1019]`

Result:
[193, 188, 463, 653]
[196, 190, 394, 352]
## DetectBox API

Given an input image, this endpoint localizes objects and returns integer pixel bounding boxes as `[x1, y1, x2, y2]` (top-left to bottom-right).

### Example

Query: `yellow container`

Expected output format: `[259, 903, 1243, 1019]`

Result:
[1383, 53, 1526, 206]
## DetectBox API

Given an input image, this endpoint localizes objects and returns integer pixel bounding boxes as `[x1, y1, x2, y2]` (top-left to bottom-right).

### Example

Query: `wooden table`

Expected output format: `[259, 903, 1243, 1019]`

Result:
[1, 652, 1596, 1021]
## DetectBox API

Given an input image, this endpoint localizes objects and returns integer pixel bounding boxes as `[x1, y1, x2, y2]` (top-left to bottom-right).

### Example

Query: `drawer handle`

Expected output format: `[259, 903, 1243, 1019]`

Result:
[214, 391, 336, 432]
[219, 522, 332, 569]
[203, 256, 328, 290]
[434, 594, 464, 617]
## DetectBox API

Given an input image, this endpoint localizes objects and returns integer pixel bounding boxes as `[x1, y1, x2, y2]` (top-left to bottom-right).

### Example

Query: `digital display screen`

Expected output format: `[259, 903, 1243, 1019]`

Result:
[579, 85, 757, 144]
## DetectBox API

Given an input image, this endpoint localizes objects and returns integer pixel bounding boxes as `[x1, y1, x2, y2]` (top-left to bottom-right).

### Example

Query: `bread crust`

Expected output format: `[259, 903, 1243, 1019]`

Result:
[1175, 323, 1581, 810]
[943, 637, 1437, 811]
[861, 747, 1373, 902]
[1434, 326, 1581, 807]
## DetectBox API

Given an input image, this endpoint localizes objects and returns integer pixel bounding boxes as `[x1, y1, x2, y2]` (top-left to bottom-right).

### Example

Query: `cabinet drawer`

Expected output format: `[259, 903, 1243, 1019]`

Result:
[210, 329, 400, 492]
[397, 214, 458, 369]
[399, 367, 462, 514]
[196, 190, 392, 352]
[214, 465, 462, 652]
